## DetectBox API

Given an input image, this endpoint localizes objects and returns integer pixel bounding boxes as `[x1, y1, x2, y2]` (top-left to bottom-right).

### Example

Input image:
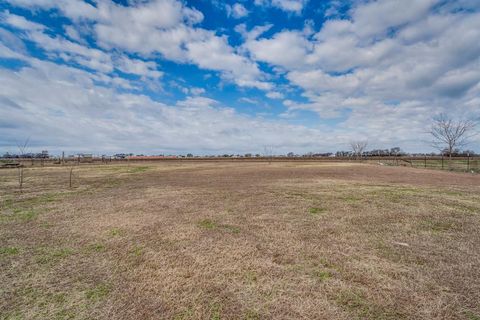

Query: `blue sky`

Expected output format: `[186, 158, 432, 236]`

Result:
[0, 0, 479, 155]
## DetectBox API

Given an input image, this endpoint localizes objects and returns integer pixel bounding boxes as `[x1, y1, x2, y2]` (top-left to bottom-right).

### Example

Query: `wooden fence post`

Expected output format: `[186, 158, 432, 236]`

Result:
[424, 156, 427, 168]
[441, 155, 444, 169]
[69, 167, 73, 188]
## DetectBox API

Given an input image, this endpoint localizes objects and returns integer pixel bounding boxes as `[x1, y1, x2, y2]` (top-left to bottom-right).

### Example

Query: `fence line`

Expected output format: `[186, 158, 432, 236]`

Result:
[1, 156, 479, 173]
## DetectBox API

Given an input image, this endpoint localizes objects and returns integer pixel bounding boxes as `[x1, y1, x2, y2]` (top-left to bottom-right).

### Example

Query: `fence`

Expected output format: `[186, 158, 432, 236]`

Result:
[374, 156, 480, 173]
[1, 155, 479, 173]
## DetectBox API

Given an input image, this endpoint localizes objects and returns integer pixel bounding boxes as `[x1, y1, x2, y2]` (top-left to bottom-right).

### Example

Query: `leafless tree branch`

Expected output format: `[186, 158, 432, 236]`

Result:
[350, 141, 368, 160]
[429, 114, 476, 160]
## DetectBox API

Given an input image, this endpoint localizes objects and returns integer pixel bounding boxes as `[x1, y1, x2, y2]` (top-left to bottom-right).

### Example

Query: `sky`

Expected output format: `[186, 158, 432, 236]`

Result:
[0, 0, 479, 155]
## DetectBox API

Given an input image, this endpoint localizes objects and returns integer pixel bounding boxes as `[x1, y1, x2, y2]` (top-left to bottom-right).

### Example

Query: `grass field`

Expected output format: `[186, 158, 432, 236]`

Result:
[1, 162, 480, 319]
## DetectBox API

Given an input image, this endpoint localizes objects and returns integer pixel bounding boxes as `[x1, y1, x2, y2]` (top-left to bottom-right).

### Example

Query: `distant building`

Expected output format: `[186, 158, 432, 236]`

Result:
[78, 154, 93, 163]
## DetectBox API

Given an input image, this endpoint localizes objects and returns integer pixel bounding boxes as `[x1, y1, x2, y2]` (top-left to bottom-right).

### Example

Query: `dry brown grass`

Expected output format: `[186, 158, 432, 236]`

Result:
[1, 161, 480, 319]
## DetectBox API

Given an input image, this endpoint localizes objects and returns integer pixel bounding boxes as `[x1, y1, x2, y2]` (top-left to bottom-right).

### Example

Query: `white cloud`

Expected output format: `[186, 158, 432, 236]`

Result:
[226, 3, 249, 19]
[1, 11, 46, 31]
[266, 91, 284, 99]
[185, 36, 272, 90]
[244, 30, 312, 70]
[115, 57, 162, 79]
[271, 0, 307, 14]
[0, 27, 27, 56]
[242, 0, 480, 134]
[5, 0, 270, 90]
[239, 97, 259, 104]
[0, 60, 342, 154]
[254, 0, 308, 14]
[350, 0, 439, 38]
[2, 0, 480, 153]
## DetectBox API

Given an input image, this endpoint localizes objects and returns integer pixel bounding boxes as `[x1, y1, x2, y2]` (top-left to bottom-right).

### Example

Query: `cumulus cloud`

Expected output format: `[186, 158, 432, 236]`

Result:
[0, 10, 45, 31]
[1, 0, 480, 153]
[243, 0, 480, 135]
[0, 59, 341, 154]
[226, 3, 249, 19]
[4, 0, 271, 90]
[255, 0, 308, 14]
[244, 30, 312, 70]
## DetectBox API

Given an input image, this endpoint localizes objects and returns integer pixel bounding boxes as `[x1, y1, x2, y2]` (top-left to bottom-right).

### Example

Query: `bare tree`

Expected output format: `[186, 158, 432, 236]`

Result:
[263, 145, 274, 164]
[15, 138, 32, 192]
[429, 114, 476, 164]
[17, 137, 30, 156]
[350, 141, 368, 160]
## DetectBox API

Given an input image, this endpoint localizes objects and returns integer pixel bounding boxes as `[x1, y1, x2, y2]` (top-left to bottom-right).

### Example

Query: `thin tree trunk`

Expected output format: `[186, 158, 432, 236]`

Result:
[18, 167, 23, 193]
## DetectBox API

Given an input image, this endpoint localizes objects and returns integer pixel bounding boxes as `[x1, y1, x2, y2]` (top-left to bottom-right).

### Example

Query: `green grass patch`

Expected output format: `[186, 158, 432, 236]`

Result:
[15, 208, 38, 221]
[421, 219, 455, 233]
[109, 228, 124, 237]
[36, 248, 74, 265]
[0, 247, 19, 256]
[1, 310, 24, 319]
[308, 207, 326, 215]
[85, 283, 110, 301]
[20, 193, 60, 207]
[341, 195, 362, 203]
[1, 198, 14, 209]
[209, 303, 222, 320]
[197, 219, 240, 233]
[0, 208, 38, 222]
[198, 219, 217, 229]
[174, 308, 194, 320]
[85, 243, 106, 253]
[221, 224, 241, 233]
[129, 246, 143, 257]
[448, 202, 479, 215]
[465, 310, 480, 320]
[312, 269, 332, 281]
[244, 309, 261, 320]
[52, 308, 76, 320]
[0, 193, 63, 224]
[244, 271, 258, 285]
[128, 166, 150, 173]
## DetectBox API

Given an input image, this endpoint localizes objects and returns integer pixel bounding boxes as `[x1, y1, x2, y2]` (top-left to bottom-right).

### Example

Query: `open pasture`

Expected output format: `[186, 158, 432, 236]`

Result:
[1, 161, 479, 319]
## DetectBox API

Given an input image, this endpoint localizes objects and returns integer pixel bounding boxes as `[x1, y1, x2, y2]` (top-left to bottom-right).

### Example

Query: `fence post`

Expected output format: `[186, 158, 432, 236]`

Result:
[467, 154, 470, 171]
[424, 156, 427, 168]
[69, 167, 73, 188]
[441, 155, 444, 170]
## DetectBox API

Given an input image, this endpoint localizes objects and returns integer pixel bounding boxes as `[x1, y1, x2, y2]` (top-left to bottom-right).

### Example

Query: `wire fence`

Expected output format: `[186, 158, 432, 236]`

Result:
[374, 156, 480, 173]
[1, 156, 479, 173]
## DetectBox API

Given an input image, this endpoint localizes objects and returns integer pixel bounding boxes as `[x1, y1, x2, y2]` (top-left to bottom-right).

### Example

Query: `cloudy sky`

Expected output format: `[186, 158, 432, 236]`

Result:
[1, 0, 479, 155]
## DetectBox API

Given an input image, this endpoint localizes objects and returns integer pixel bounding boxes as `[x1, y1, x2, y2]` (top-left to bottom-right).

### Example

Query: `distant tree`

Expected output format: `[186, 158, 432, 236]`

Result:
[390, 147, 401, 156]
[461, 150, 476, 156]
[16, 137, 30, 192]
[186, 153, 193, 158]
[429, 114, 476, 164]
[287, 152, 295, 157]
[350, 141, 368, 160]
[263, 145, 274, 164]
